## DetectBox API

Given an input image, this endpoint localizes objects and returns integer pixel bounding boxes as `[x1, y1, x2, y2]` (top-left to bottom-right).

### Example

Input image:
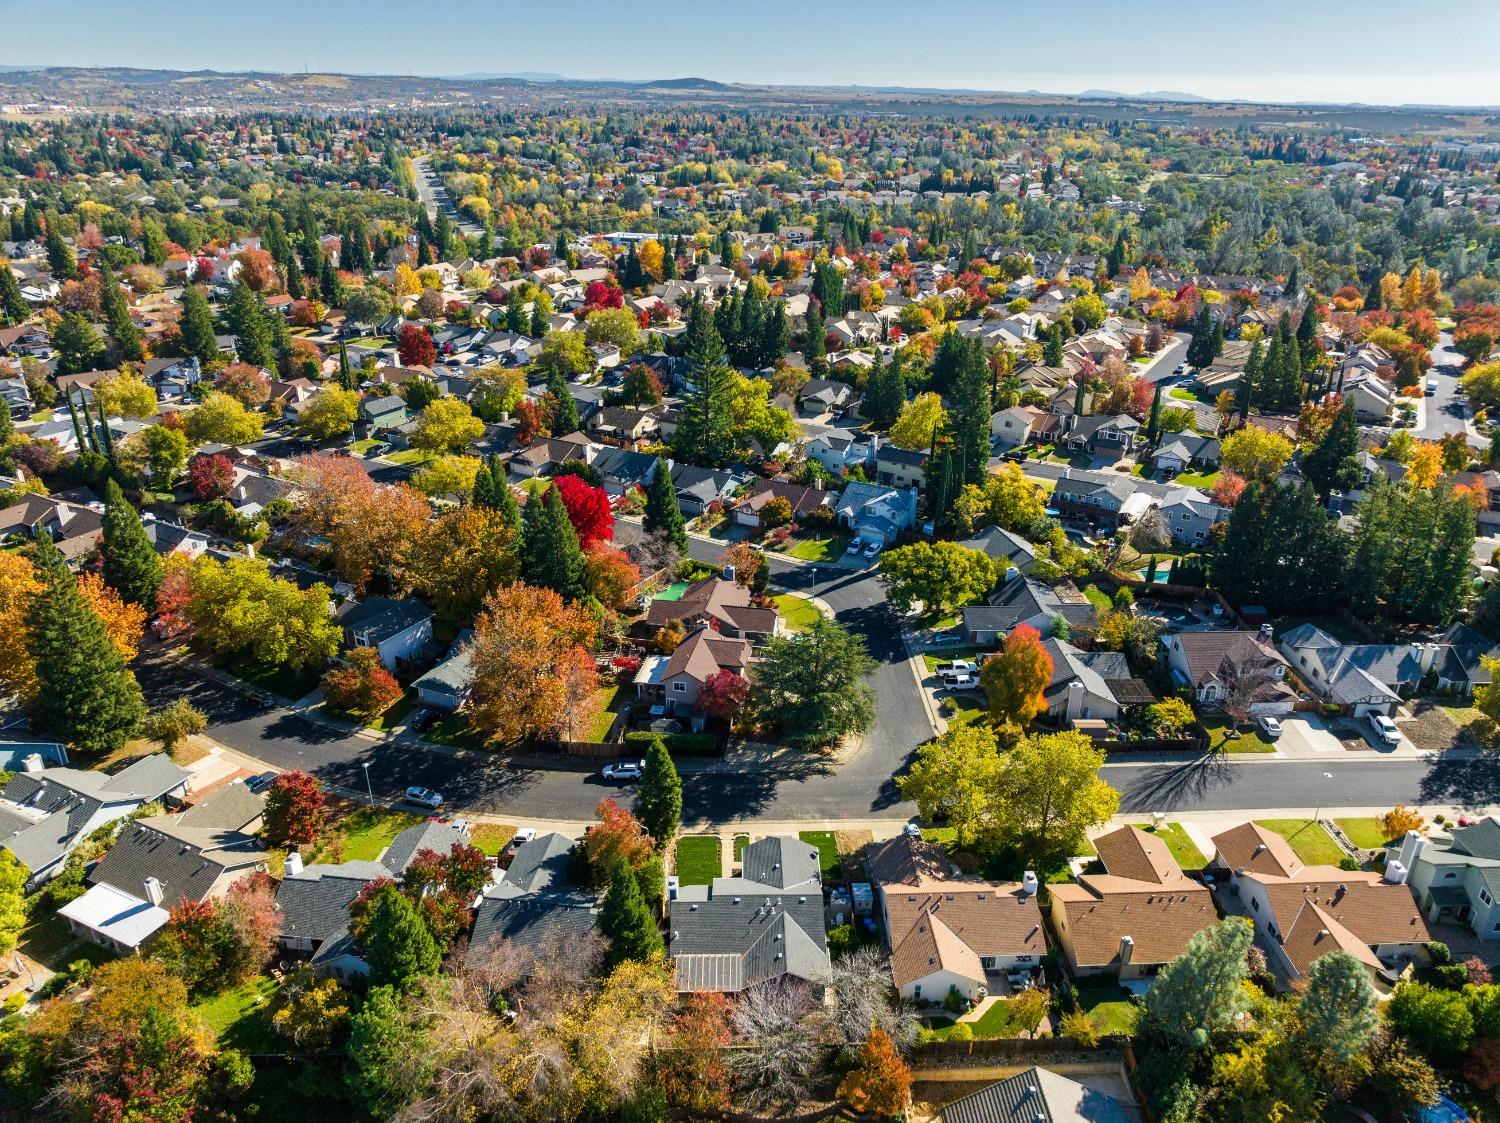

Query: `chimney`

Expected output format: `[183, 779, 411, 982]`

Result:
[1022, 870, 1039, 896]
[284, 852, 304, 877]
[1119, 934, 1134, 968]
[1066, 680, 1085, 722]
[1398, 830, 1425, 870]
[721, 564, 735, 583]
[143, 877, 164, 907]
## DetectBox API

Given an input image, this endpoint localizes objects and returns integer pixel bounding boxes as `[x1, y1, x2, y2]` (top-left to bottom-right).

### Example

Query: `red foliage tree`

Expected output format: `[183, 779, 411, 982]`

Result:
[320, 647, 402, 721]
[288, 299, 323, 327]
[657, 992, 733, 1113]
[188, 452, 235, 501]
[697, 670, 750, 721]
[837, 1028, 912, 1120]
[262, 770, 327, 849]
[583, 541, 641, 609]
[397, 322, 436, 368]
[213, 362, 271, 407]
[580, 279, 624, 316]
[553, 473, 614, 547]
[153, 563, 194, 637]
[583, 798, 654, 883]
[514, 398, 550, 444]
[979, 623, 1053, 727]
[1211, 472, 1248, 508]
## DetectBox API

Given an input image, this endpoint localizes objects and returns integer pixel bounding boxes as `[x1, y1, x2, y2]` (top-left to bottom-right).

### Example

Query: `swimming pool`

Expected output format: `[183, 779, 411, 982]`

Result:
[1412, 1095, 1469, 1123]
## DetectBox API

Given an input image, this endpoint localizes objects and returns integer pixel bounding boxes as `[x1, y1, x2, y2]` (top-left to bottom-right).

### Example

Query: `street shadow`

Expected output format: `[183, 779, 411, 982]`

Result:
[1111, 752, 1235, 813]
[1418, 753, 1500, 809]
[679, 756, 838, 825]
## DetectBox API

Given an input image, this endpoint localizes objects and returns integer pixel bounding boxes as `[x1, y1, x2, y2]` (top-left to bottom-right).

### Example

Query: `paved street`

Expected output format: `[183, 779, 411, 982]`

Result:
[410, 155, 483, 238]
[1417, 329, 1479, 445]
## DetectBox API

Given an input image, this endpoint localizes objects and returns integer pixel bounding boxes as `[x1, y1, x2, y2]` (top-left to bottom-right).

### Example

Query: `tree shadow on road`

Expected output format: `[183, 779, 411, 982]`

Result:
[1418, 753, 1500, 809]
[679, 756, 838, 826]
[1110, 752, 1235, 813]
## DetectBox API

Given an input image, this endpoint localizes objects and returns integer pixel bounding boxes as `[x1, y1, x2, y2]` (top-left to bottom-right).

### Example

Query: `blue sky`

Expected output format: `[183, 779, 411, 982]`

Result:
[2, 0, 1499, 106]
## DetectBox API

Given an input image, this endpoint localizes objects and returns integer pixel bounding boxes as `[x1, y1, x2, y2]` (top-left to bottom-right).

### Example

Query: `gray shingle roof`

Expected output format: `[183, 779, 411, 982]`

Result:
[379, 820, 470, 876]
[276, 860, 390, 944]
[495, 832, 574, 896]
[89, 818, 263, 907]
[740, 835, 822, 892]
[936, 1066, 1135, 1123]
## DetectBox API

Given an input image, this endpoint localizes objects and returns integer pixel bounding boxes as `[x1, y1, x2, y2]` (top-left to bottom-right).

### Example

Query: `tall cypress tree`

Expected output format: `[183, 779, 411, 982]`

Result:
[951, 339, 992, 488]
[471, 459, 495, 509]
[491, 456, 522, 534]
[1301, 399, 1362, 501]
[672, 298, 735, 466]
[176, 284, 215, 367]
[598, 859, 663, 967]
[636, 737, 682, 849]
[0, 264, 27, 326]
[338, 342, 356, 391]
[521, 488, 585, 602]
[101, 479, 164, 607]
[26, 533, 145, 754]
[1145, 382, 1164, 444]
[65, 386, 91, 453]
[643, 456, 688, 553]
[1043, 322, 1065, 367]
[99, 265, 143, 364]
[548, 369, 580, 434]
[803, 302, 827, 379]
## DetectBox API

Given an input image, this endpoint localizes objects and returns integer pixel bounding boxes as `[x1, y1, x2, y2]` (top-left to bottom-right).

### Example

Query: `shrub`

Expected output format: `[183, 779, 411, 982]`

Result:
[947, 1021, 973, 1042]
[826, 924, 856, 959]
[1428, 941, 1452, 966]
[1382, 804, 1425, 839]
[1060, 1010, 1102, 1047]
[944, 985, 966, 1014]
[1434, 964, 1469, 990]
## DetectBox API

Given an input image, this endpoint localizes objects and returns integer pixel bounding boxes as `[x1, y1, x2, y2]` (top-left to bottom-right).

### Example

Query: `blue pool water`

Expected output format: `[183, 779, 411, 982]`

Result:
[1412, 1095, 1469, 1123]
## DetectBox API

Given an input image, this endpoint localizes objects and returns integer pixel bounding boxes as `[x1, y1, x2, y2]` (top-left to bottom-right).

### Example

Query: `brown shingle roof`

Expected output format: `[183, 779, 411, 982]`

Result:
[885, 886, 1045, 986]
[866, 834, 952, 889]
[1049, 878, 1216, 969]
[1092, 826, 1184, 886]
[1211, 822, 1302, 878]
[1171, 630, 1284, 687]
[662, 628, 751, 685]
[1247, 867, 1430, 978]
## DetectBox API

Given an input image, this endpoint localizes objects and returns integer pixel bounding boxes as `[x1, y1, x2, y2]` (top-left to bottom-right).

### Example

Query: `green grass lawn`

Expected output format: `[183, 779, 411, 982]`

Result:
[1256, 819, 1346, 866]
[587, 680, 625, 742]
[192, 976, 280, 1052]
[675, 835, 722, 885]
[468, 823, 518, 856]
[350, 336, 391, 348]
[1081, 584, 1113, 614]
[423, 711, 485, 750]
[1173, 468, 1222, 488]
[1333, 817, 1393, 850]
[518, 477, 552, 498]
[799, 830, 840, 878]
[772, 593, 824, 632]
[349, 438, 380, 455]
[940, 693, 988, 731]
[334, 805, 428, 861]
[228, 658, 321, 702]
[734, 834, 750, 860]
[1203, 716, 1275, 754]
[385, 448, 436, 466]
[784, 530, 852, 563]
[1130, 822, 1207, 868]
[1075, 980, 1139, 1035]
[922, 647, 985, 672]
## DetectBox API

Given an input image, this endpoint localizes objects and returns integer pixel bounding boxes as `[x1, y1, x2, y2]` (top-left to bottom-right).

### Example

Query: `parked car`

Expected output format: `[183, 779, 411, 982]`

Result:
[939, 672, 981, 690]
[935, 660, 978, 675]
[903, 822, 923, 838]
[1425, 377, 1439, 395]
[1368, 713, 1402, 745]
[601, 760, 645, 782]
[245, 771, 279, 794]
[407, 708, 437, 734]
[509, 827, 537, 849]
[863, 541, 882, 560]
[846, 536, 864, 555]
[929, 632, 964, 646]
[1173, 362, 1187, 375]
[1257, 715, 1283, 739]
[404, 786, 445, 810]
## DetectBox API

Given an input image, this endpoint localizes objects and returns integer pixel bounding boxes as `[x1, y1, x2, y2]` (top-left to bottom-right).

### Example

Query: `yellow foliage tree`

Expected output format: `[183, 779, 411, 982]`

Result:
[0, 552, 41, 703]
[77, 572, 146, 663]
[1408, 441, 1443, 489]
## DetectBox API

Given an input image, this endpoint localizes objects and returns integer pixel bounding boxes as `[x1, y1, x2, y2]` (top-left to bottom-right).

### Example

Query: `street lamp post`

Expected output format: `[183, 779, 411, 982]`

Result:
[361, 761, 374, 806]
[1313, 771, 1333, 823]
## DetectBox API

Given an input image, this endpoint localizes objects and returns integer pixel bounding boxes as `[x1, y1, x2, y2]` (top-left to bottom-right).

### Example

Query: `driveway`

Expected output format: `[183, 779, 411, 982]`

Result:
[1274, 714, 1347, 757]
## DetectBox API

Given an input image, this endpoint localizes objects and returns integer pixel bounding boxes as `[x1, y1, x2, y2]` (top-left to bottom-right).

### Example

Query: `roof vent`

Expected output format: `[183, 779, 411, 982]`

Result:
[798, 896, 806, 904]
[690, 903, 698, 910]
[671, 930, 678, 941]
[733, 897, 741, 905]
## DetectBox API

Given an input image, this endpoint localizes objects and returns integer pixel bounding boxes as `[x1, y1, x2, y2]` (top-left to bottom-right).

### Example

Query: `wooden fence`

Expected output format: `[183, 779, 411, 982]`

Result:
[915, 1036, 1129, 1063]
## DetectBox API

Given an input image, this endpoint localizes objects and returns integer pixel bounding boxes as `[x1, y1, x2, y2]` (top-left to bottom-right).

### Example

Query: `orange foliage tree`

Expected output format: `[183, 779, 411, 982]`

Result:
[837, 1028, 912, 1121]
[979, 623, 1053, 727]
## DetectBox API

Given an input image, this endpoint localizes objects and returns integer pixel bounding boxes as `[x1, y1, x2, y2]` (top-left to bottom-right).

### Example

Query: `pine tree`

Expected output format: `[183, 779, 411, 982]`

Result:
[530, 305, 549, 337]
[673, 298, 735, 466]
[636, 737, 682, 850]
[471, 459, 495, 509]
[178, 283, 219, 367]
[99, 265, 143, 363]
[1301, 399, 1362, 500]
[65, 386, 91, 453]
[363, 885, 441, 989]
[44, 216, 77, 280]
[1043, 322, 1065, 367]
[548, 369, 580, 434]
[803, 302, 827, 379]
[506, 288, 528, 334]
[951, 339, 991, 488]
[101, 479, 163, 607]
[226, 281, 274, 368]
[1298, 951, 1380, 1070]
[863, 352, 905, 430]
[26, 533, 145, 754]
[491, 456, 522, 533]
[0, 265, 26, 326]
[1145, 383, 1164, 444]
[521, 488, 586, 602]
[643, 456, 688, 552]
[598, 859, 663, 967]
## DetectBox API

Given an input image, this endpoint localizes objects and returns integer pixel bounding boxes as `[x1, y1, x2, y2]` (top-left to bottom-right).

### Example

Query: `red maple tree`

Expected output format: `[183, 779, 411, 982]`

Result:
[397, 322, 436, 367]
[188, 452, 235, 500]
[553, 473, 614, 547]
[262, 770, 327, 849]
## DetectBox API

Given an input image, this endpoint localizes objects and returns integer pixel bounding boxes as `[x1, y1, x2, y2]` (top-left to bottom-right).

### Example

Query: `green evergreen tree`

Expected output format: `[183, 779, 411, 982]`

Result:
[521, 488, 586, 602]
[44, 215, 77, 279]
[99, 265, 143, 363]
[672, 298, 735, 466]
[101, 479, 164, 607]
[0, 264, 27, 326]
[1298, 950, 1380, 1070]
[530, 304, 550, 337]
[65, 386, 91, 453]
[52, 311, 105, 376]
[643, 456, 688, 552]
[362, 884, 441, 989]
[506, 288, 528, 334]
[598, 859, 664, 967]
[26, 533, 145, 754]
[803, 301, 828, 379]
[225, 281, 275, 368]
[471, 459, 495, 509]
[951, 338, 992, 487]
[548, 368, 580, 434]
[1142, 917, 1253, 1048]
[1300, 399, 1362, 500]
[1145, 383, 1164, 444]
[862, 352, 906, 430]
[178, 284, 218, 366]
[636, 737, 682, 850]
[346, 985, 429, 1120]
[1043, 322, 1065, 367]
[337, 342, 356, 391]
[491, 456, 522, 533]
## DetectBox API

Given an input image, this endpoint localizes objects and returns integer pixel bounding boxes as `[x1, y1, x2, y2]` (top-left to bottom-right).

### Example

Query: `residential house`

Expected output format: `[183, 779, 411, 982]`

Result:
[276, 820, 471, 979]
[1161, 628, 1292, 714]
[1210, 822, 1430, 987]
[1429, 623, 1500, 697]
[797, 378, 855, 416]
[1154, 487, 1229, 547]
[0, 754, 191, 892]
[867, 834, 1044, 1005]
[875, 445, 928, 491]
[834, 481, 917, 547]
[803, 429, 878, 477]
[1396, 818, 1500, 939]
[471, 832, 597, 964]
[358, 394, 408, 437]
[668, 835, 830, 994]
[592, 446, 659, 497]
[1062, 415, 1141, 462]
[335, 596, 434, 670]
[58, 788, 266, 954]
[989, 405, 1050, 450]
[962, 576, 1099, 647]
[960, 525, 1037, 575]
[0, 494, 104, 564]
[1048, 826, 1217, 980]
[507, 432, 596, 479]
[1148, 434, 1221, 476]
[589, 405, 660, 447]
[1341, 372, 1396, 422]
[1277, 623, 1425, 716]
[1040, 639, 1148, 725]
[642, 575, 781, 642]
[731, 479, 832, 529]
[933, 1067, 1139, 1123]
[633, 627, 752, 721]
[1050, 471, 1146, 530]
[669, 462, 742, 517]
[412, 633, 475, 711]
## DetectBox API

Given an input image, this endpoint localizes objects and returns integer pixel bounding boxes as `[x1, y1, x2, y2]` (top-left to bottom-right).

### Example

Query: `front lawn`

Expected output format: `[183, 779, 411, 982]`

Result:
[518, 477, 551, 497]
[1130, 822, 1207, 869]
[1075, 980, 1139, 1036]
[773, 593, 824, 632]
[468, 823, 518, 856]
[1203, 716, 1275, 754]
[921, 647, 985, 672]
[799, 830, 840, 878]
[939, 693, 988, 731]
[349, 438, 380, 456]
[229, 658, 322, 702]
[784, 529, 853, 563]
[1334, 817, 1394, 850]
[326, 691, 416, 733]
[192, 976, 280, 1052]
[385, 448, 436, 466]
[675, 835, 722, 885]
[350, 336, 391, 348]
[587, 680, 626, 742]
[1173, 469, 1221, 488]
[1255, 819, 1346, 866]
[323, 804, 428, 862]
[423, 711, 485, 750]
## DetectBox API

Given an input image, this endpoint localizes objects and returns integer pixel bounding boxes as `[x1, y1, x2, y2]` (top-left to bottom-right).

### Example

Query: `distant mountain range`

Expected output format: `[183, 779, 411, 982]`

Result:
[1078, 89, 1211, 103]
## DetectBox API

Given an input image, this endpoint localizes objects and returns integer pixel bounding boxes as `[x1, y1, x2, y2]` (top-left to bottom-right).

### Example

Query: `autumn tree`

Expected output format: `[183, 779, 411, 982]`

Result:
[76, 572, 146, 662]
[262, 770, 327, 849]
[553, 472, 614, 547]
[409, 506, 518, 627]
[698, 668, 751, 722]
[980, 624, 1053, 726]
[1221, 425, 1294, 480]
[582, 541, 640, 609]
[889, 391, 947, 450]
[289, 454, 431, 590]
[143, 698, 208, 756]
[321, 647, 403, 721]
[152, 873, 279, 994]
[294, 386, 360, 441]
[466, 583, 599, 744]
[837, 1028, 911, 1121]
[655, 992, 733, 1114]
[410, 396, 484, 455]
[397, 322, 436, 367]
[581, 798, 656, 887]
[183, 391, 264, 445]
[188, 451, 235, 500]
[184, 555, 341, 671]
